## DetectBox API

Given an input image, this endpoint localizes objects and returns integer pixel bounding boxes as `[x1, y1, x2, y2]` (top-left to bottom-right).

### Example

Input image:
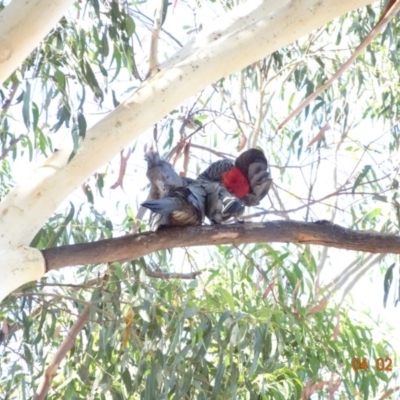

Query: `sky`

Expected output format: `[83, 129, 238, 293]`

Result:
[20, 0, 399, 348]
[2, 0, 400, 392]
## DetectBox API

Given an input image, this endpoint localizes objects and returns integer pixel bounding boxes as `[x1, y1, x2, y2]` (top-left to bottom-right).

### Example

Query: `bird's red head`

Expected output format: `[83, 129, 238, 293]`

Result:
[221, 167, 250, 199]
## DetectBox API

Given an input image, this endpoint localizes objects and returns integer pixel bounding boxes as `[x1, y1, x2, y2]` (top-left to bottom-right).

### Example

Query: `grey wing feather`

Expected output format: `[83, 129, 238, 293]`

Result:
[187, 183, 207, 218]
[141, 198, 180, 214]
[202, 182, 223, 223]
[198, 159, 235, 181]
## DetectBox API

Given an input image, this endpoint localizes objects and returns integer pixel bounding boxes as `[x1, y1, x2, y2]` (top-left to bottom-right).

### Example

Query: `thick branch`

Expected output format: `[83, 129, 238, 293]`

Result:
[43, 221, 400, 271]
[0, 0, 374, 249]
[0, 0, 376, 301]
[0, 0, 74, 85]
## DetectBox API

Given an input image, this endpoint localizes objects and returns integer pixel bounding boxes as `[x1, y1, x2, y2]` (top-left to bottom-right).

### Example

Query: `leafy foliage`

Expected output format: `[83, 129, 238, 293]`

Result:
[1, 0, 400, 399]
[2, 246, 397, 399]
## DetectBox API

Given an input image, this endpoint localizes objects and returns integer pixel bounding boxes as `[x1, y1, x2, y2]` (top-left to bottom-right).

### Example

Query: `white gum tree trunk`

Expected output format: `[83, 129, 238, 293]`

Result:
[0, 0, 75, 85]
[0, 0, 374, 302]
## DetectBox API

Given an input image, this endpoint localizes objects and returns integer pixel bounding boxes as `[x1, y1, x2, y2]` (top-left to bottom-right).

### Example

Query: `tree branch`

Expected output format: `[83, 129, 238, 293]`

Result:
[0, 0, 377, 302]
[43, 221, 400, 272]
[0, 0, 74, 85]
[147, 0, 165, 76]
[34, 304, 91, 400]
[0, 0, 375, 249]
[277, 0, 400, 131]
[145, 270, 202, 279]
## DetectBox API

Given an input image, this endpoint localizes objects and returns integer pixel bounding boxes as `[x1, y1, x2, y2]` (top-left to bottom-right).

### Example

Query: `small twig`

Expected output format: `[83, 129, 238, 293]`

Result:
[110, 148, 132, 190]
[181, 142, 190, 177]
[165, 118, 222, 161]
[335, 253, 385, 310]
[376, 385, 400, 400]
[323, 253, 375, 293]
[145, 270, 202, 280]
[0, 135, 26, 161]
[34, 274, 111, 399]
[132, 204, 149, 234]
[189, 143, 233, 159]
[131, 8, 183, 48]
[34, 305, 91, 400]
[277, 0, 400, 131]
[147, 0, 165, 77]
[249, 63, 265, 148]
[241, 182, 394, 220]
[0, 80, 20, 124]
[178, 93, 203, 137]
[235, 70, 248, 148]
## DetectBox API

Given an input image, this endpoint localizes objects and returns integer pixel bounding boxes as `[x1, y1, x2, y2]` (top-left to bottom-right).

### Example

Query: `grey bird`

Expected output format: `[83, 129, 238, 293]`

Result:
[200, 181, 245, 224]
[141, 182, 206, 230]
[198, 148, 272, 207]
[142, 150, 262, 229]
[145, 151, 187, 200]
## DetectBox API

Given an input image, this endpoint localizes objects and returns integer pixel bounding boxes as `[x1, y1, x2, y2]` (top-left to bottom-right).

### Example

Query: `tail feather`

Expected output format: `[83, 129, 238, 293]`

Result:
[186, 184, 207, 215]
[141, 198, 180, 214]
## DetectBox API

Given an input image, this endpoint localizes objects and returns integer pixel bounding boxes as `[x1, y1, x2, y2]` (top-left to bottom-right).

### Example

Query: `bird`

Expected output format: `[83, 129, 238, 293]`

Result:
[143, 150, 201, 230]
[145, 151, 189, 200]
[235, 148, 272, 206]
[142, 149, 269, 230]
[141, 182, 206, 230]
[203, 181, 245, 224]
[198, 148, 272, 207]
[141, 179, 245, 229]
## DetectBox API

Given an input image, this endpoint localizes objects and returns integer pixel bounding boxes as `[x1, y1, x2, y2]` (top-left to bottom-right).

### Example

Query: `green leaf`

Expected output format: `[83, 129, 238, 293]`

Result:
[125, 15, 135, 36]
[46, 203, 75, 247]
[248, 327, 262, 376]
[352, 165, 371, 194]
[217, 287, 235, 311]
[77, 112, 87, 138]
[383, 263, 395, 308]
[210, 358, 225, 400]
[22, 84, 31, 129]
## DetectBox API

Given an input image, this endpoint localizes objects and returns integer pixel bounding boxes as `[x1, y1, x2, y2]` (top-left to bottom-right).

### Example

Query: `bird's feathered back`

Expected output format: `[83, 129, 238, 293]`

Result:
[197, 148, 272, 207]
[198, 159, 235, 182]
[197, 159, 245, 221]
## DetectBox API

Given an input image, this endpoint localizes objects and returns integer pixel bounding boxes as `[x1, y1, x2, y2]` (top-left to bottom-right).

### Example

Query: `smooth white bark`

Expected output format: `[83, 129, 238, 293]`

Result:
[0, 0, 74, 85]
[1, 247, 45, 299]
[0, 0, 374, 302]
